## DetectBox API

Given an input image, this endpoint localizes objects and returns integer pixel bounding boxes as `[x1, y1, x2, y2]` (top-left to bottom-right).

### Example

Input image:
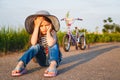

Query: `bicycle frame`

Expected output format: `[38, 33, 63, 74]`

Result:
[66, 26, 76, 45]
[61, 17, 82, 42]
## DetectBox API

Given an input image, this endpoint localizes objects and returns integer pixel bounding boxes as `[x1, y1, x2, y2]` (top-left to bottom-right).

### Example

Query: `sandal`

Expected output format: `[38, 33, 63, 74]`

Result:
[11, 67, 27, 77]
[44, 68, 58, 77]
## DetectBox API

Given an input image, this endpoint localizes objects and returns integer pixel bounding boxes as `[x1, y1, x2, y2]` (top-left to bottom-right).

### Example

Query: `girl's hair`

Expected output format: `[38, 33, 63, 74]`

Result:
[43, 16, 55, 30]
[33, 16, 55, 30]
[43, 16, 52, 23]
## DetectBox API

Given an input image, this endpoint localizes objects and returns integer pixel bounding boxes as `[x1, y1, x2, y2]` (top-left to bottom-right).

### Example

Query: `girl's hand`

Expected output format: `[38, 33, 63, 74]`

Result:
[47, 24, 52, 33]
[34, 17, 44, 28]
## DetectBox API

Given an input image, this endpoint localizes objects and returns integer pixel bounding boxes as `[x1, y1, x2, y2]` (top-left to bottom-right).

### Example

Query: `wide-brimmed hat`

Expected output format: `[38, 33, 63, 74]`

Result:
[25, 10, 60, 34]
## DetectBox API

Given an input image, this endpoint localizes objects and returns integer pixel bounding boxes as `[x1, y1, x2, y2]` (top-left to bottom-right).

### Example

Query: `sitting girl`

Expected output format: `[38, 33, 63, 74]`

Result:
[11, 10, 62, 77]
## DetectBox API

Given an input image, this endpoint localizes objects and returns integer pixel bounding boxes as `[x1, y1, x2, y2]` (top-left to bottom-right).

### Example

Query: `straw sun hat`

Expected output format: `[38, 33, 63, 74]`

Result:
[25, 10, 60, 34]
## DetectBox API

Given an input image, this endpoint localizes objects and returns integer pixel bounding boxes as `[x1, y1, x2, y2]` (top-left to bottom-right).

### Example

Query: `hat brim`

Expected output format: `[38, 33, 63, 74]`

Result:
[25, 14, 60, 34]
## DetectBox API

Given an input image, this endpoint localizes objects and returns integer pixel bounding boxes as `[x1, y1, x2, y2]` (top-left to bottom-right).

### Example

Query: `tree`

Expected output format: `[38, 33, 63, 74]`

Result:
[102, 17, 114, 33]
[107, 17, 113, 23]
[114, 24, 120, 33]
[102, 17, 120, 33]
[103, 17, 113, 24]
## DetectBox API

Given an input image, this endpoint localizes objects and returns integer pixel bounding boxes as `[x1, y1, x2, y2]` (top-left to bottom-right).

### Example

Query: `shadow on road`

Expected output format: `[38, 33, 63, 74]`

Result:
[26, 67, 41, 74]
[59, 45, 119, 74]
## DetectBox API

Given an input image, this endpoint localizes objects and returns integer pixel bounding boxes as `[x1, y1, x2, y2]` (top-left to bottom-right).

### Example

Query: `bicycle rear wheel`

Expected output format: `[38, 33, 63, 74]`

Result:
[62, 34, 70, 52]
[79, 36, 86, 50]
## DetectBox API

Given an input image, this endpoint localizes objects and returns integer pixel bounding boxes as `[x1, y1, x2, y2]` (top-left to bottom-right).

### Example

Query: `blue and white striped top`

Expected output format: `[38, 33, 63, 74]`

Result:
[39, 35, 48, 48]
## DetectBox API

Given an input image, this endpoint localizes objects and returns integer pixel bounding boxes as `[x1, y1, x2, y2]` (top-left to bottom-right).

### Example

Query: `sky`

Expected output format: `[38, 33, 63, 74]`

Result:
[0, 0, 120, 32]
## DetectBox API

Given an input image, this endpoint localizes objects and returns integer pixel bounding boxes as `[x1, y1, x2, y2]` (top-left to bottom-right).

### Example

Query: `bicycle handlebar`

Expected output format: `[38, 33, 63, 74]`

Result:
[61, 18, 65, 21]
[76, 18, 83, 21]
[61, 18, 83, 21]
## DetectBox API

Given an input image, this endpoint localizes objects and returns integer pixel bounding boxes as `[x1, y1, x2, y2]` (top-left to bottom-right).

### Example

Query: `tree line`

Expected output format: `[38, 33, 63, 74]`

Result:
[102, 17, 120, 33]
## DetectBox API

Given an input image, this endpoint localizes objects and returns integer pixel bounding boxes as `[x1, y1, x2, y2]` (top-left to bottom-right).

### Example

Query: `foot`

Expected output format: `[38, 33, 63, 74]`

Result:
[12, 67, 27, 77]
[44, 68, 57, 77]
[11, 61, 27, 77]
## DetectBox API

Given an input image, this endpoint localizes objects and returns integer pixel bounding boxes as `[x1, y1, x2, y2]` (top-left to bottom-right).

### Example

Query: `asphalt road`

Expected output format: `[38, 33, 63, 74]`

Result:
[0, 42, 120, 80]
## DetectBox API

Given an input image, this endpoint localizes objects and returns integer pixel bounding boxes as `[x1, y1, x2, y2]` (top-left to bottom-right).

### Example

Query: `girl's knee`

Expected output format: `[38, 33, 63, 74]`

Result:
[29, 44, 40, 53]
[49, 44, 59, 51]
[31, 44, 40, 49]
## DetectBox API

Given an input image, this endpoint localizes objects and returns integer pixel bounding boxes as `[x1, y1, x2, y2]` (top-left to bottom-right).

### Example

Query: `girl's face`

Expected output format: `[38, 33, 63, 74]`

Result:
[39, 18, 52, 35]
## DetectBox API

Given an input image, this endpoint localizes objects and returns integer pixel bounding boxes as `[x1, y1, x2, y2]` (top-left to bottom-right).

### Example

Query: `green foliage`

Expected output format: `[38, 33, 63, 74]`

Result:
[57, 31, 66, 46]
[0, 26, 120, 55]
[0, 26, 30, 54]
[86, 33, 120, 44]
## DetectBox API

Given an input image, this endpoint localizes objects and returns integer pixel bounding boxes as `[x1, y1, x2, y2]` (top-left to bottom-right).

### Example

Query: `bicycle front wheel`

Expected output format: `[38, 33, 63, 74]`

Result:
[62, 34, 70, 52]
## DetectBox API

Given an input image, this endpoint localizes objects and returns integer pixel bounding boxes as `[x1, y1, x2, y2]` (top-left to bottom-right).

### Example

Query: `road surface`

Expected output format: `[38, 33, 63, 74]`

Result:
[0, 42, 120, 80]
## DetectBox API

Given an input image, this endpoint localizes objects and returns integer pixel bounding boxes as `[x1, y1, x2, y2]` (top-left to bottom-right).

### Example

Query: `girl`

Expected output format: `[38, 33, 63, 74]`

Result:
[11, 10, 62, 77]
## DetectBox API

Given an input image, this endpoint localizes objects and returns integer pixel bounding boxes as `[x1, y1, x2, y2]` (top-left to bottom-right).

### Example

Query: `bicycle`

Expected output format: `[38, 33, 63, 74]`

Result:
[61, 17, 86, 52]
